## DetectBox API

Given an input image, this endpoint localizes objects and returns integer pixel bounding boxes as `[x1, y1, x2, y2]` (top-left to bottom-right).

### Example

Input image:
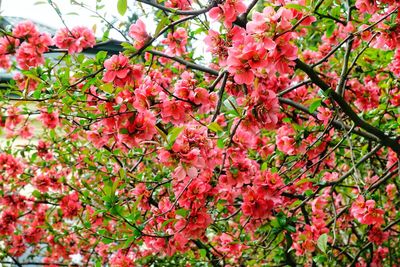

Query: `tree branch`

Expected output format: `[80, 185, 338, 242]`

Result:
[136, 0, 216, 15]
[294, 59, 400, 154]
[147, 50, 219, 76]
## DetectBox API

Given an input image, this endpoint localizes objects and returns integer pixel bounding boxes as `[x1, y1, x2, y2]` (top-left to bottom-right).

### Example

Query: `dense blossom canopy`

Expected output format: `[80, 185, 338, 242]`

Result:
[0, 0, 400, 266]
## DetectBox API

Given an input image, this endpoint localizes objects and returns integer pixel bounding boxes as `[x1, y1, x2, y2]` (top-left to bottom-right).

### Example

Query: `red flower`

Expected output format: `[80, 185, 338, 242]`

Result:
[129, 19, 149, 49]
[54, 26, 95, 54]
[60, 192, 82, 219]
[103, 54, 141, 87]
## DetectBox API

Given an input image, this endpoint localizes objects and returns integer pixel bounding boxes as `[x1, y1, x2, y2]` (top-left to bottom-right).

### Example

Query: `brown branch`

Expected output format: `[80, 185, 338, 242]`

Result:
[147, 50, 219, 76]
[136, 0, 216, 15]
[294, 59, 400, 154]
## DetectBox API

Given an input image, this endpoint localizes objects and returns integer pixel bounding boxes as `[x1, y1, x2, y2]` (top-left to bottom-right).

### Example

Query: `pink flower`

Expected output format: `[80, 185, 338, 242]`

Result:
[351, 196, 385, 226]
[165, 0, 191, 10]
[129, 19, 149, 48]
[0, 153, 24, 179]
[386, 184, 396, 200]
[368, 227, 389, 245]
[251, 88, 280, 129]
[209, 0, 246, 28]
[317, 106, 332, 125]
[276, 124, 297, 155]
[33, 173, 51, 192]
[161, 28, 188, 56]
[23, 224, 45, 244]
[19, 125, 34, 139]
[355, 0, 378, 14]
[15, 42, 44, 69]
[60, 192, 82, 219]
[54, 26, 96, 54]
[160, 99, 189, 124]
[86, 130, 108, 149]
[352, 78, 380, 112]
[13, 21, 40, 40]
[5, 106, 22, 131]
[37, 140, 53, 160]
[362, 206, 385, 226]
[120, 110, 157, 146]
[0, 54, 11, 69]
[242, 187, 274, 219]
[389, 49, 400, 77]
[226, 36, 268, 85]
[39, 109, 60, 129]
[31, 32, 53, 53]
[73, 26, 96, 50]
[103, 54, 141, 87]
[8, 235, 26, 257]
[14, 73, 38, 92]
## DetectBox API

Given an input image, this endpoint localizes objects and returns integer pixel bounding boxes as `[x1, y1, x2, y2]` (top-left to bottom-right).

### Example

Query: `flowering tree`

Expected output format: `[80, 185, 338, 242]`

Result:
[0, 0, 400, 265]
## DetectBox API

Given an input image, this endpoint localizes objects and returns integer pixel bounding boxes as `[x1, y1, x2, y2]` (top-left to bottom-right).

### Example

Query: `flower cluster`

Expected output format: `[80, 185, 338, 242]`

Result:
[103, 54, 143, 87]
[53, 26, 96, 54]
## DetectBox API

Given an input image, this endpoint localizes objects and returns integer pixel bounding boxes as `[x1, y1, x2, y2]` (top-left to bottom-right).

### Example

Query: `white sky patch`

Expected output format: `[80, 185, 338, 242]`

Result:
[1, 0, 130, 39]
[70, 253, 84, 265]
[1, 0, 213, 62]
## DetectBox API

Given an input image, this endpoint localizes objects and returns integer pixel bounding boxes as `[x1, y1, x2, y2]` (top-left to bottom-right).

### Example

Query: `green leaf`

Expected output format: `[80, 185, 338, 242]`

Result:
[34, 1, 47, 5]
[317, 233, 328, 253]
[199, 249, 207, 258]
[117, 0, 127, 16]
[208, 122, 223, 133]
[123, 235, 137, 248]
[285, 233, 293, 249]
[217, 138, 224, 149]
[49, 129, 56, 140]
[295, 178, 313, 186]
[101, 237, 113, 244]
[32, 88, 42, 99]
[285, 225, 296, 233]
[223, 96, 239, 116]
[270, 218, 280, 228]
[309, 99, 322, 113]
[277, 212, 287, 227]
[119, 128, 129, 134]
[175, 208, 189, 217]
[261, 162, 268, 171]
[32, 190, 41, 198]
[285, 3, 309, 11]
[96, 51, 108, 63]
[154, 16, 169, 36]
[305, 189, 314, 196]
[326, 21, 335, 38]
[167, 126, 184, 146]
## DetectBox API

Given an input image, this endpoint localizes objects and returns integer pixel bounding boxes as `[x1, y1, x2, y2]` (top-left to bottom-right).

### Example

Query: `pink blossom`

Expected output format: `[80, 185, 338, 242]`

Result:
[5, 106, 22, 131]
[13, 21, 40, 40]
[316, 106, 332, 125]
[103, 54, 141, 87]
[39, 109, 60, 129]
[165, 0, 191, 10]
[8, 235, 26, 257]
[161, 28, 188, 56]
[15, 42, 44, 69]
[355, 0, 378, 14]
[209, 0, 246, 28]
[129, 19, 149, 49]
[54, 26, 96, 54]
[368, 227, 389, 245]
[60, 192, 82, 219]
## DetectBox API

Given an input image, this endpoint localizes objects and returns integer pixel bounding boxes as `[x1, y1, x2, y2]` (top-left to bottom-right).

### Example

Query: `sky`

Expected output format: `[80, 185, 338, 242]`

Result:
[0, 0, 210, 61]
[1, 0, 130, 39]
